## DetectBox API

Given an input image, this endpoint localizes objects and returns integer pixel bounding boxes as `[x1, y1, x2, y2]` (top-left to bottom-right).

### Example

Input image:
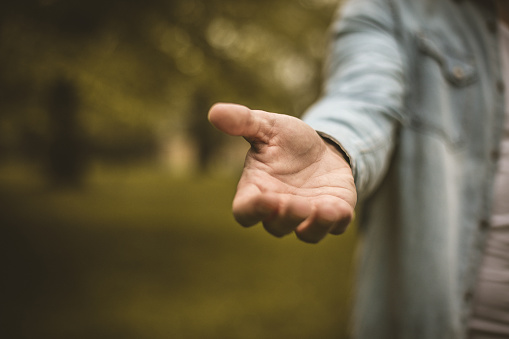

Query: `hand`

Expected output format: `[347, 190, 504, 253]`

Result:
[208, 103, 357, 243]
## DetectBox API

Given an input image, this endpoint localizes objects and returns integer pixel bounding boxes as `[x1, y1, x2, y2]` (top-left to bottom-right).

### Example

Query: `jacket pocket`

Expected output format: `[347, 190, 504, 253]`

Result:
[407, 30, 478, 149]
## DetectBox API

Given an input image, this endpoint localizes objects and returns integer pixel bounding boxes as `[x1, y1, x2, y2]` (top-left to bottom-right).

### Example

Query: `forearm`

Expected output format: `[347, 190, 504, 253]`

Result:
[303, 0, 405, 200]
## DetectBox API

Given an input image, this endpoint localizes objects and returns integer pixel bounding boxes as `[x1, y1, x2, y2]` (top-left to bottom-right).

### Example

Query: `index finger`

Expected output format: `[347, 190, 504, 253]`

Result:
[232, 184, 279, 227]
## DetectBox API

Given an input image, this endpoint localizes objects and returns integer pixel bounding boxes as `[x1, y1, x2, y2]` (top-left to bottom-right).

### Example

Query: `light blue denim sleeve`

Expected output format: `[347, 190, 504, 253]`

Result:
[302, 0, 407, 200]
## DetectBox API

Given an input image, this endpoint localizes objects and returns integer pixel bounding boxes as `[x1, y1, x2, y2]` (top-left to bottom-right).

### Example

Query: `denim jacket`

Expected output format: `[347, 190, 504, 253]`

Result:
[303, 0, 505, 338]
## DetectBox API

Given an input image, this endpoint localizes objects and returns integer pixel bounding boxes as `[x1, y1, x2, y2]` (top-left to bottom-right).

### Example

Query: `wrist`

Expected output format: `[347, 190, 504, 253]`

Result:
[320, 136, 351, 168]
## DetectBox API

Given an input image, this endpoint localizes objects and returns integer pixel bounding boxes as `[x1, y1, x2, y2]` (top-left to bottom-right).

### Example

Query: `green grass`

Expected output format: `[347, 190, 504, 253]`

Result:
[0, 162, 356, 339]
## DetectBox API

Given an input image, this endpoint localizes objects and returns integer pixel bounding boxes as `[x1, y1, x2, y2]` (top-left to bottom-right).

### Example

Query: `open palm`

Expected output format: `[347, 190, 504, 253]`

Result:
[209, 103, 357, 243]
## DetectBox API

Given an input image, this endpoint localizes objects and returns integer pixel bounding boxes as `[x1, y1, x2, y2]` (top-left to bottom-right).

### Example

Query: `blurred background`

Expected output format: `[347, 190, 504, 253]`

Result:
[0, 0, 357, 338]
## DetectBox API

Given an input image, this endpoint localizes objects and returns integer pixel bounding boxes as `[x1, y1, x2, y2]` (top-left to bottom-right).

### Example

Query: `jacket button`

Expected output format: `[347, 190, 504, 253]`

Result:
[452, 66, 464, 80]
[497, 80, 505, 93]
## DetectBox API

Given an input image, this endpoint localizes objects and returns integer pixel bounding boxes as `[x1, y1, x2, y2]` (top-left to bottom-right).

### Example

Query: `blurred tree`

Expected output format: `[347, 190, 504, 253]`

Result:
[0, 0, 341, 169]
[188, 87, 223, 172]
[46, 76, 87, 187]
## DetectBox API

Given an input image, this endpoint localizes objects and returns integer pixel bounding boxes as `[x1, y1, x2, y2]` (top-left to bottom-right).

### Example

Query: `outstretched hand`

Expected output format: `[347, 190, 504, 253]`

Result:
[208, 103, 357, 243]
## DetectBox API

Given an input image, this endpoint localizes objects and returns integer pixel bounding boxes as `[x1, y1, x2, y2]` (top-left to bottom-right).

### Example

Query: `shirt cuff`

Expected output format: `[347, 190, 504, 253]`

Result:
[316, 131, 353, 167]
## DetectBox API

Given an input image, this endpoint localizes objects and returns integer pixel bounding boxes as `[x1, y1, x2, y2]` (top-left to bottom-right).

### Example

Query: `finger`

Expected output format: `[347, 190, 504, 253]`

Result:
[262, 195, 312, 237]
[232, 185, 279, 227]
[295, 198, 353, 244]
[208, 103, 274, 144]
[329, 206, 354, 235]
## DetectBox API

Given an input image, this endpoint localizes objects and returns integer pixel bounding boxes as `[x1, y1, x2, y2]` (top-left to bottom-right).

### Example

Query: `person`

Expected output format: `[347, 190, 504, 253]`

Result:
[208, 0, 509, 338]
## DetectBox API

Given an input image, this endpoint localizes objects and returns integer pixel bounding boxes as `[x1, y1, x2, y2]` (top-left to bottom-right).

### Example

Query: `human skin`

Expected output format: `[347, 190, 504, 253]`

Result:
[208, 3, 509, 244]
[208, 103, 357, 243]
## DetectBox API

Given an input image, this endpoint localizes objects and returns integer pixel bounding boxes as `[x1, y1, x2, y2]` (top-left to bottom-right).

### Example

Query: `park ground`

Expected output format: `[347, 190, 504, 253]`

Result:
[1, 161, 356, 339]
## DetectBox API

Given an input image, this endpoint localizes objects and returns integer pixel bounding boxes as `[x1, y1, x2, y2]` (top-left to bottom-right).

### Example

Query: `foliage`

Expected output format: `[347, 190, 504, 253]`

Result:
[0, 0, 341, 167]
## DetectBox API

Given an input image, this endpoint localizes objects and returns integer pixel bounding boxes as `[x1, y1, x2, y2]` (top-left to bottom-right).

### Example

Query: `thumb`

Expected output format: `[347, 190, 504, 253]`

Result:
[208, 103, 274, 144]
